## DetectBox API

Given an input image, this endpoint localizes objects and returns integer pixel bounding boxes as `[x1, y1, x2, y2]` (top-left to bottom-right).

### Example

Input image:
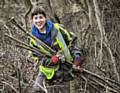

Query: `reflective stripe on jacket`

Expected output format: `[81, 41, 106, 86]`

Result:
[54, 23, 73, 62]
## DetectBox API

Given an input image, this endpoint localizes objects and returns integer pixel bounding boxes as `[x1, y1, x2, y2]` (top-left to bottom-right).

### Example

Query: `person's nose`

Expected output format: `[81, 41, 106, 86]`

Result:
[36, 18, 41, 22]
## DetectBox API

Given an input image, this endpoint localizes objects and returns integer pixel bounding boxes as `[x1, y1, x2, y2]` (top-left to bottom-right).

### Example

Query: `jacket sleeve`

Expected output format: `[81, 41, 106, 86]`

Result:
[57, 24, 83, 59]
[69, 32, 82, 56]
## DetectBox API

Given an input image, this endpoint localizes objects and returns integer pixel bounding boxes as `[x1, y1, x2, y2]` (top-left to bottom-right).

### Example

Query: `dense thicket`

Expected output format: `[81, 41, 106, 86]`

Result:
[0, 0, 120, 93]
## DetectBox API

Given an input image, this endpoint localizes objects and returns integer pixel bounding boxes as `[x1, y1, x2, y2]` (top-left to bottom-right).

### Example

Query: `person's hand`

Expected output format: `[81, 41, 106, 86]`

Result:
[51, 55, 60, 64]
[72, 54, 83, 70]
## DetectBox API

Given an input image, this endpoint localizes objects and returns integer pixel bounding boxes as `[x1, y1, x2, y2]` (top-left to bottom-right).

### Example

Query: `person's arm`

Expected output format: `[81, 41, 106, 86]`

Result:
[57, 25, 81, 55]
[69, 33, 84, 68]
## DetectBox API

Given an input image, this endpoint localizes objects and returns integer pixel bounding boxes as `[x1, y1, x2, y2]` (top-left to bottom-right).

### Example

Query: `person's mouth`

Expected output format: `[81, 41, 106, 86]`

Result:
[37, 22, 43, 26]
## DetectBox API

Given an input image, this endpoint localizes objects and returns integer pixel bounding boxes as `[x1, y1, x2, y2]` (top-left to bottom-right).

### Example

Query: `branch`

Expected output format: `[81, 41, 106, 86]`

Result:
[83, 69, 120, 87]
[17, 68, 21, 93]
[75, 68, 120, 92]
[1, 81, 19, 93]
[4, 34, 52, 57]
[89, 77, 118, 93]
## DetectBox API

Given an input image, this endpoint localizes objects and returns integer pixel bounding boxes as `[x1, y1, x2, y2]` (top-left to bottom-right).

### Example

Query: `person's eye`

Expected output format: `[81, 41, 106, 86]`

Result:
[39, 16, 43, 19]
[34, 16, 38, 20]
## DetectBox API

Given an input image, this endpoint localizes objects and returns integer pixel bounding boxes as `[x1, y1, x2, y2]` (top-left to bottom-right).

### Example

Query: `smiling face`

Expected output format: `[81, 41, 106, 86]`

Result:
[32, 14, 46, 31]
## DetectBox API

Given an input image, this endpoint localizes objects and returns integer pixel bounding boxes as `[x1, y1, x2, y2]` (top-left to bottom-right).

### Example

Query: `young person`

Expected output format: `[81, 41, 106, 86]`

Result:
[30, 6, 83, 93]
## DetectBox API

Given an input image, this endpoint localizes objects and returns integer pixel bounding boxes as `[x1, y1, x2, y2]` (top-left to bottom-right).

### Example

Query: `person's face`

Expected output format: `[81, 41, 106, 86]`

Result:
[32, 14, 46, 31]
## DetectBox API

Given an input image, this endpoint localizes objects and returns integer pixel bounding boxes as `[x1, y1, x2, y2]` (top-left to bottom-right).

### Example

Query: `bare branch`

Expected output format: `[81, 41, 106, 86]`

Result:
[1, 81, 19, 93]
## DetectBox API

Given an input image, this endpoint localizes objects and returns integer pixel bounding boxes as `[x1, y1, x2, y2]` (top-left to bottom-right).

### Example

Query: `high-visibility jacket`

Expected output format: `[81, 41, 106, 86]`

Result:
[29, 21, 78, 79]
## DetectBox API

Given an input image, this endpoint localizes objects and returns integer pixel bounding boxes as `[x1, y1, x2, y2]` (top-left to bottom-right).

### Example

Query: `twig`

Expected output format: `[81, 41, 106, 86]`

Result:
[32, 80, 48, 93]
[80, 74, 87, 93]
[7, 74, 28, 86]
[88, 81, 101, 93]
[83, 69, 120, 86]
[1, 81, 19, 93]
[4, 24, 12, 36]
[89, 77, 118, 93]
[4, 34, 52, 57]
[17, 68, 21, 93]
[75, 68, 120, 90]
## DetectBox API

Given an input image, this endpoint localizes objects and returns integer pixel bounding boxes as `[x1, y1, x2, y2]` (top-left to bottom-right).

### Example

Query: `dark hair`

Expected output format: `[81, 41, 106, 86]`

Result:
[31, 6, 46, 19]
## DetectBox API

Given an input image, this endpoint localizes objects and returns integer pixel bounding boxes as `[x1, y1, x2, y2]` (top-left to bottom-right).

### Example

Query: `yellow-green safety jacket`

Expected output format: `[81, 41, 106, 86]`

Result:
[29, 23, 77, 79]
